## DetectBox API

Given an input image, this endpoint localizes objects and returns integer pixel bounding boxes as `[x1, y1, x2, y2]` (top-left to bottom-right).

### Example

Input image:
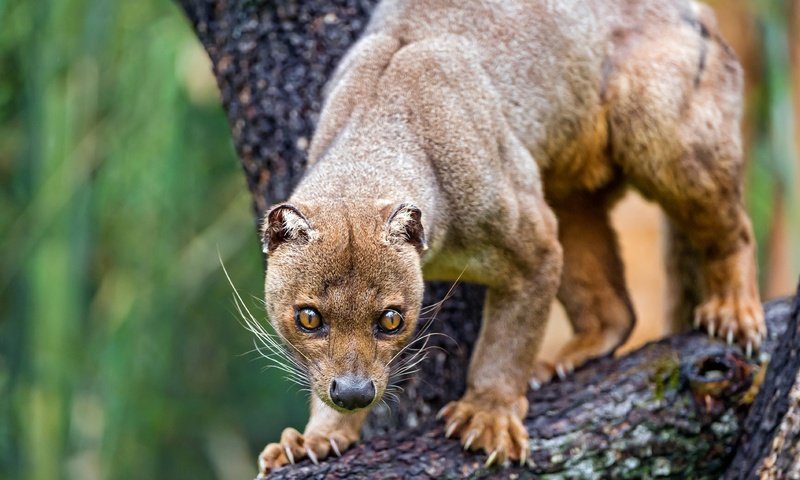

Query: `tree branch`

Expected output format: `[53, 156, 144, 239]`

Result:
[724, 287, 800, 478]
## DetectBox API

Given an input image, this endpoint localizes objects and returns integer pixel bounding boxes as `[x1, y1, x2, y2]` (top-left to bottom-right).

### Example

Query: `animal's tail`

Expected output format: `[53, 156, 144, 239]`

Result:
[663, 216, 703, 333]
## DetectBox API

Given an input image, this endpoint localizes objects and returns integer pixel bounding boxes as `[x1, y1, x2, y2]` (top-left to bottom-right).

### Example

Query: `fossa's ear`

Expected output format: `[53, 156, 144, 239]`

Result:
[261, 203, 316, 254]
[384, 202, 427, 252]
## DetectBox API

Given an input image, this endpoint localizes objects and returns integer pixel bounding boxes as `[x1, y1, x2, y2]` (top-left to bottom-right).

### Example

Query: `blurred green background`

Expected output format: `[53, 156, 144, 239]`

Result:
[0, 1, 307, 479]
[0, 0, 797, 479]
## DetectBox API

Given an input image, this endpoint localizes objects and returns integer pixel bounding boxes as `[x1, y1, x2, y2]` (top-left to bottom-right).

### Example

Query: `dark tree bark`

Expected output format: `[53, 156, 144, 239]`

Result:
[724, 289, 800, 478]
[174, 1, 800, 478]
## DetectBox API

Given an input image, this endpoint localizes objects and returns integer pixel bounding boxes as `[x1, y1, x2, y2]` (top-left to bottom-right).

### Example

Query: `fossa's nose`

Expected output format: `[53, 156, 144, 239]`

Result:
[330, 375, 375, 410]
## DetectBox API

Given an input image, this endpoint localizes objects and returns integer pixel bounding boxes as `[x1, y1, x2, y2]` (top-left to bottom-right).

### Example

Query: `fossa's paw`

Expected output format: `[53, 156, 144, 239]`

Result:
[529, 335, 615, 387]
[547, 339, 603, 382]
[694, 292, 766, 356]
[529, 361, 555, 390]
[257, 427, 354, 477]
[437, 394, 529, 466]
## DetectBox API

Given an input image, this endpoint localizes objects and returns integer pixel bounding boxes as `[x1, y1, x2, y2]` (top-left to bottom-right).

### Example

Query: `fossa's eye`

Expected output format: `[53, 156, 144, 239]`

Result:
[296, 307, 323, 332]
[377, 309, 404, 334]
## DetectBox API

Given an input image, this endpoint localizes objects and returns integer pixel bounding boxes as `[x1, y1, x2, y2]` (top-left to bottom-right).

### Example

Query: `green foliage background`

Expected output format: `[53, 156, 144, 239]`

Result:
[0, 0, 796, 479]
[0, 1, 307, 479]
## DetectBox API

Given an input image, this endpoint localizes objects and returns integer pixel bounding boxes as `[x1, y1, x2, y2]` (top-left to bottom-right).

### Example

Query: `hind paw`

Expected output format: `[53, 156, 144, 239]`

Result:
[694, 293, 765, 356]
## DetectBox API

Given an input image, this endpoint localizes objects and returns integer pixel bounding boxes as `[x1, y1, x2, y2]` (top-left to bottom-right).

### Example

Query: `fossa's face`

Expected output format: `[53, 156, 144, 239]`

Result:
[262, 202, 425, 412]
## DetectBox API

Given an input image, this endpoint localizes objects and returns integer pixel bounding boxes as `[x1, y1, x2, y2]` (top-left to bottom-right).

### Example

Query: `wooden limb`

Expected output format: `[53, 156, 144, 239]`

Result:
[724, 286, 800, 478]
[176, 0, 379, 216]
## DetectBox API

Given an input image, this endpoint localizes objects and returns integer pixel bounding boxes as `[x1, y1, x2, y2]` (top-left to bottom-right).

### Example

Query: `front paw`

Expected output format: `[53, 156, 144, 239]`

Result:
[257, 427, 355, 477]
[437, 393, 529, 466]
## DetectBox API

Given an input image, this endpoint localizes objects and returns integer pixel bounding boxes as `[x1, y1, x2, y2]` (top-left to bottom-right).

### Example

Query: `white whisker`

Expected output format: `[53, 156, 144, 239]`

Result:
[219, 254, 313, 390]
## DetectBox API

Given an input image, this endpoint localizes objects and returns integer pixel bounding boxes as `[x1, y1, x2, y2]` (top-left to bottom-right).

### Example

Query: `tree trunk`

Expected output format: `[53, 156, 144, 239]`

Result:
[175, 1, 800, 477]
[724, 295, 800, 478]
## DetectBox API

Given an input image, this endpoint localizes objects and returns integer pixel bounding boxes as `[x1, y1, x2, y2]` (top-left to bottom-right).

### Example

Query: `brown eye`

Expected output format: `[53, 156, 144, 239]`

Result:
[377, 309, 404, 334]
[296, 308, 322, 332]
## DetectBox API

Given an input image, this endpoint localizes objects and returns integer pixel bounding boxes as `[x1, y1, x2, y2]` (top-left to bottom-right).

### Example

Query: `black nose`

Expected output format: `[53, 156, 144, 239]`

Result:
[329, 376, 376, 410]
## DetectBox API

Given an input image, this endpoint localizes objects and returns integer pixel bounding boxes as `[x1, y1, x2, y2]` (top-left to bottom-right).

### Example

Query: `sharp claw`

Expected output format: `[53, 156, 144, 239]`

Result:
[529, 378, 541, 390]
[464, 431, 477, 451]
[726, 328, 734, 346]
[436, 405, 448, 420]
[445, 421, 459, 439]
[284, 445, 295, 465]
[520, 447, 529, 466]
[746, 341, 753, 358]
[708, 323, 716, 338]
[694, 314, 701, 329]
[485, 449, 499, 467]
[307, 449, 319, 465]
[556, 364, 567, 380]
[330, 438, 341, 458]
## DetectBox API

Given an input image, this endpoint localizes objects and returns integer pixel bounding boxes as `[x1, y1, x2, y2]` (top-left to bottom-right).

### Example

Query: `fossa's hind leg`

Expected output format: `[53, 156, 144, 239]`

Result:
[606, 11, 764, 351]
[540, 191, 635, 381]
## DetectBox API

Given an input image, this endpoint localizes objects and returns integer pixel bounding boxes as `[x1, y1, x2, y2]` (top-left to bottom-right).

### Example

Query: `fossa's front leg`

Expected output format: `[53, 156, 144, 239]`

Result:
[439, 219, 562, 465]
[258, 397, 368, 476]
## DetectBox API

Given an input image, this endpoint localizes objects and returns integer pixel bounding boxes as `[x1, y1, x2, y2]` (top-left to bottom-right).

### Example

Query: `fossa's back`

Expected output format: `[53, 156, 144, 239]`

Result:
[362, 0, 737, 197]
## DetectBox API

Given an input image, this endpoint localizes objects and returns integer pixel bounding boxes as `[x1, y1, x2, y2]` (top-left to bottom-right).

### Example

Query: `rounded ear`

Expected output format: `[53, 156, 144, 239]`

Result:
[384, 202, 427, 252]
[261, 203, 315, 254]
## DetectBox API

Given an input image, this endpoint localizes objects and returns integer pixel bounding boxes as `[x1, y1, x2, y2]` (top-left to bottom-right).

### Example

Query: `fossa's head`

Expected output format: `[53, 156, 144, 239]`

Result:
[261, 201, 426, 412]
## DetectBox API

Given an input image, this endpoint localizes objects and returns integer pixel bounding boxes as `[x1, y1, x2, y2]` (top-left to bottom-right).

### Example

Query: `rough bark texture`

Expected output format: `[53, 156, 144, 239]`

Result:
[174, 1, 800, 478]
[724, 286, 800, 479]
[177, 0, 377, 217]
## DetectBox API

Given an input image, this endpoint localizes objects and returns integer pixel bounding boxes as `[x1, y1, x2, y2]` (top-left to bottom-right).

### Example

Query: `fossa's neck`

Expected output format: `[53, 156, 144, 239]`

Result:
[293, 120, 441, 226]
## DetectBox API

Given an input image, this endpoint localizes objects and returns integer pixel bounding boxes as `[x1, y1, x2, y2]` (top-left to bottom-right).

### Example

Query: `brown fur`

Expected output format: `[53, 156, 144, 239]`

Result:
[257, 0, 764, 474]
